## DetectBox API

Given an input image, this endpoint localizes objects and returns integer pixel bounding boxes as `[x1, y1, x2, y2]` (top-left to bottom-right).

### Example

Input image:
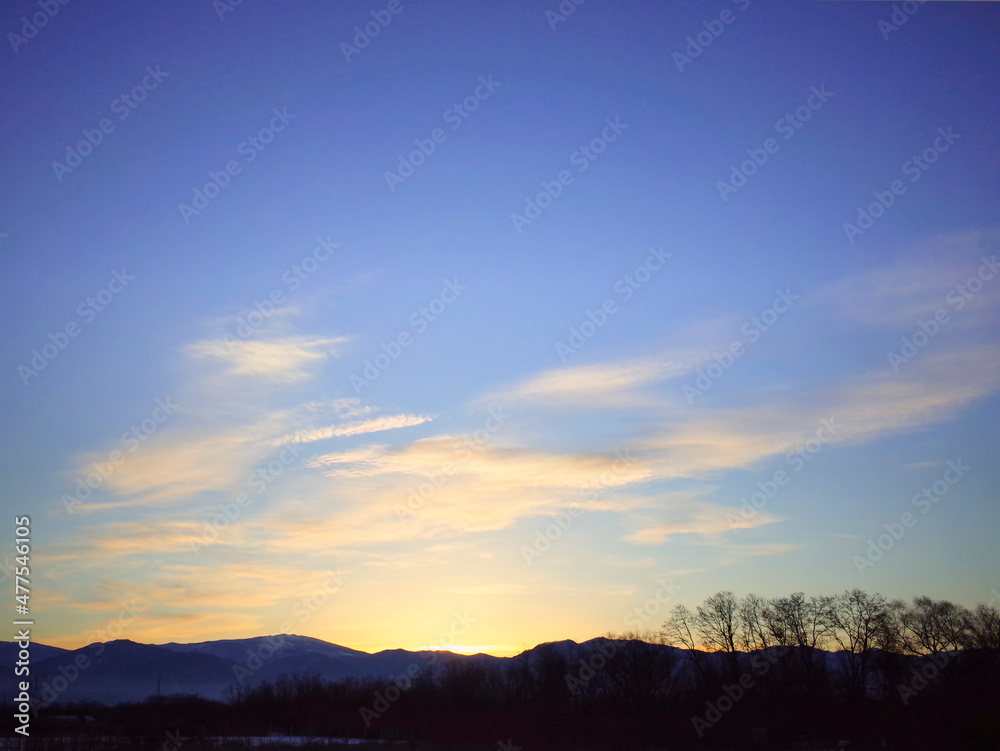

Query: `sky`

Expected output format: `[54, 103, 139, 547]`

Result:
[1, 0, 998, 658]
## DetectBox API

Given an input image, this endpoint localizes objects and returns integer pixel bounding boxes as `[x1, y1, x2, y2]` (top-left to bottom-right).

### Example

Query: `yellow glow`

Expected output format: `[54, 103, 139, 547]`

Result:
[415, 644, 519, 656]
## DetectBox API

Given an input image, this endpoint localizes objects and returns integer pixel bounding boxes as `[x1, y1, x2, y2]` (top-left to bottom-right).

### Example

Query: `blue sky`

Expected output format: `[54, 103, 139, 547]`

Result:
[1, 0, 998, 656]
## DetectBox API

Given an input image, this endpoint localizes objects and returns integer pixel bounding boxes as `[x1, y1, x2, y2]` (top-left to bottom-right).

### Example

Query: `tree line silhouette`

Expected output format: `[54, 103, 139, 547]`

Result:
[16, 589, 1000, 749]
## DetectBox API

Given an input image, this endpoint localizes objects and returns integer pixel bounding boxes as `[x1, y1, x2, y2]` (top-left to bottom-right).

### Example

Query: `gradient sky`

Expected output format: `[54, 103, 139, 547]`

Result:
[1, 1, 998, 657]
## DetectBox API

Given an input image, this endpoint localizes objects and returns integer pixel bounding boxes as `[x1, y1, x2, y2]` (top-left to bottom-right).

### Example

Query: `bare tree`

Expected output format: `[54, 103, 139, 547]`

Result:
[826, 589, 893, 697]
[661, 603, 699, 650]
[695, 591, 740, 678]
[696, 591, 739, 654]
[899, 596, 971, 654]
[962, 602, 1000, 650]
[767, 592, 832, 650]
[661, 603, 712, 687]
[763, 592, 834, 693]
[763, 600, 790, 648]
[738, 593, 773, 653]
[660, 589, 994, 703]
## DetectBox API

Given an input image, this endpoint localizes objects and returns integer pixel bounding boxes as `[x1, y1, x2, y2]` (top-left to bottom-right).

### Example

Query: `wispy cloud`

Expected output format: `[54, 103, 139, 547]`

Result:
[245, 330, 1000, 558]
[819, 228, 999, 327]
[635, 344, 1000, 479]
[73, 426, 289, 510]
[626, 503, 782, 545]
[187, 335, 346, 383]
[283, 413, 435, 444]
[480, 353, 706, 408]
